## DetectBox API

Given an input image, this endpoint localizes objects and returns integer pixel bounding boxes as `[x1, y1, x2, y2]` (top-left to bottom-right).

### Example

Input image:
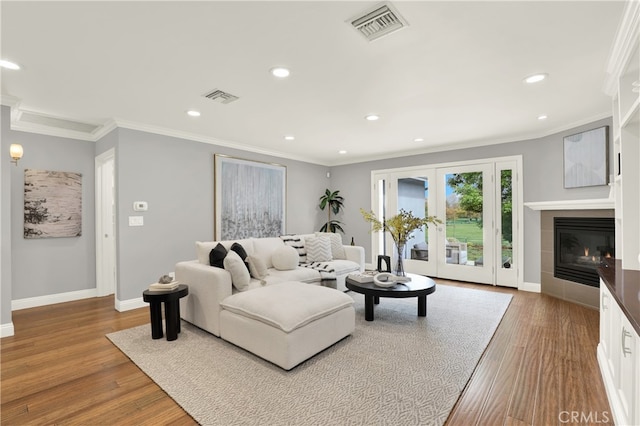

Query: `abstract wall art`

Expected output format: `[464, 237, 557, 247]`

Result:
[214, 155, 286, 240]
[24, 169, 83, 238]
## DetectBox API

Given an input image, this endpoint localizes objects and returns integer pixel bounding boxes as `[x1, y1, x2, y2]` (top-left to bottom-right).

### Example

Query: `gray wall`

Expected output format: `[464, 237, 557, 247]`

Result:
[0, 109, 330, 322]
[330, 117, 613, 285]
[110, 128, 329, 301]
[0, 103, 612, 325]
[3, 106, 97, 300]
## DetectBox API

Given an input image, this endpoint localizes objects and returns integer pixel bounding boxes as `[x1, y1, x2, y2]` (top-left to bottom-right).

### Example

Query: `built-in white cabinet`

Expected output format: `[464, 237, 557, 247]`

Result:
[606, 1, 640, 271]
[598, 280, 640, 426]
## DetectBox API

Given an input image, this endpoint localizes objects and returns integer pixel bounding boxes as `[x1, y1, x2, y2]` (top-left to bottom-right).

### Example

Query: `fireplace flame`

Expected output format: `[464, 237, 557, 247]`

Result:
[584, 247, 589, 256]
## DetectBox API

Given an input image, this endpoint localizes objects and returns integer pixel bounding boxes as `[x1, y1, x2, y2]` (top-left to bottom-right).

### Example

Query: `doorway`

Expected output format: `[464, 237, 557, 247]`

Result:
[370, 156, 522, 288]
[95, 149, 116, 298]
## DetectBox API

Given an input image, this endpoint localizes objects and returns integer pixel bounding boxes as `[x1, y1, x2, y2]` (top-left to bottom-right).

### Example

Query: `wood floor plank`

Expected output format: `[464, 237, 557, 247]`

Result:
[1, 283, 611, 426]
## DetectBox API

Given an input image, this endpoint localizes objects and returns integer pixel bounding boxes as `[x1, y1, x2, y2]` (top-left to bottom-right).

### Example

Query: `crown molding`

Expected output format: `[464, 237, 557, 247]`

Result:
[328, 112, 612, 167]
[0, 94, 20, 108]
[603, 0, 640, 95]
[111, 118, 324, 166]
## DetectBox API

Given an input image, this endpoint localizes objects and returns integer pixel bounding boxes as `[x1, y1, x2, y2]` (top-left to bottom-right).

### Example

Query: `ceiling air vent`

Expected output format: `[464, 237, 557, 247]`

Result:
[350, 2, 408, 42]
[203, 89, 239, 104]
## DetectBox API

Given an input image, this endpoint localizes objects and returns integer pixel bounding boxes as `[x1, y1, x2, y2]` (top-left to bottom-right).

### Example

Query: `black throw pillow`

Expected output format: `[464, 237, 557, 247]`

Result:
[230, 242, 251, 272]
[230, 242, 248, 260]
[209, 243, 227, 268]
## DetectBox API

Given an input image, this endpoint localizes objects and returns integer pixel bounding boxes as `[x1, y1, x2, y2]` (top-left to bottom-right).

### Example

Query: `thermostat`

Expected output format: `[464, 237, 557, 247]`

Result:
[133, 201, 148, 211]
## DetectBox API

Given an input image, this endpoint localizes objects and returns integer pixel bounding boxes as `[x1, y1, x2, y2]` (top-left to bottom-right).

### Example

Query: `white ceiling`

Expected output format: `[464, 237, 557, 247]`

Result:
[0, 1, 625, 166]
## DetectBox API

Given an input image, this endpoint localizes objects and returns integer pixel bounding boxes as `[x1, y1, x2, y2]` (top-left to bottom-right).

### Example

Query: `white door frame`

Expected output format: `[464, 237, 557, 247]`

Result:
[95, 149, 116, 299]
[369, 155, 523, 289]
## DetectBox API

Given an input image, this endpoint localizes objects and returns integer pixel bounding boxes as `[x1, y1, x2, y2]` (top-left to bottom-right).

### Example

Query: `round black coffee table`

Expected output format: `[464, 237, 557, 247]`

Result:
[142, 284, 189, 341]
[346, 273, 436, 321]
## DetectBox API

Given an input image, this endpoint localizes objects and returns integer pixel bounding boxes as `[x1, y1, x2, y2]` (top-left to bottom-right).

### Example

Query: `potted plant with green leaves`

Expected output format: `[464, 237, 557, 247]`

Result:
[319, 189, 345, 233]
[360, 208, 441, 276]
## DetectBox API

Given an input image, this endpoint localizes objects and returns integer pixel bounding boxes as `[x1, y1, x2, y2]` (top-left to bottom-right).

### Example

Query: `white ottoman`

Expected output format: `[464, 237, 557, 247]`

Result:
[219, 282, 355, 370]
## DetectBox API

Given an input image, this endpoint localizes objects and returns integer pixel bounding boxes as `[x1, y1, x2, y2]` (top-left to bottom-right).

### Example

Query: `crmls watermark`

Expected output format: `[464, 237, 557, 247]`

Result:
[558, 411, 611, 424]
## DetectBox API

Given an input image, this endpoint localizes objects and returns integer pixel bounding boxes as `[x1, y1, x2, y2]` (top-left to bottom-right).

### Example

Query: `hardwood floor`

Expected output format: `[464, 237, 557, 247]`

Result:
[1, 282, 611, 425]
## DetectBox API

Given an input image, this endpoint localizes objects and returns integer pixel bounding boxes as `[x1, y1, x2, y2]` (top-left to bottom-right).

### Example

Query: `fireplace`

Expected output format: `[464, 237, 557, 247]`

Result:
[554, 217, 615, 287]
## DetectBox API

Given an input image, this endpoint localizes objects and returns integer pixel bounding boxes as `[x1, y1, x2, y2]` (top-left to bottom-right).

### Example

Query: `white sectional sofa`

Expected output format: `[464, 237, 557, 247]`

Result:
[175, 233, 365, 337]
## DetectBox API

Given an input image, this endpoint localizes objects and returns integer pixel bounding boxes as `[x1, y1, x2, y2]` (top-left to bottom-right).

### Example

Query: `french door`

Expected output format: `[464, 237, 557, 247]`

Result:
[371, 156, 520, 287]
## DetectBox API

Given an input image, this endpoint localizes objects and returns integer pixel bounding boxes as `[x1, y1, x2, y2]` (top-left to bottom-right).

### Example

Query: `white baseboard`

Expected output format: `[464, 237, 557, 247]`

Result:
[116, 297, 146, 312]
[12, 288, 98, 311]
[519, 281, 541, 293]
[1, 322, 15, 338]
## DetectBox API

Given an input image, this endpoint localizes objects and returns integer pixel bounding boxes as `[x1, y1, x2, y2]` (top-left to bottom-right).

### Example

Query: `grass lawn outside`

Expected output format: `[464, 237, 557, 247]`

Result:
[446, 220, 512, 264]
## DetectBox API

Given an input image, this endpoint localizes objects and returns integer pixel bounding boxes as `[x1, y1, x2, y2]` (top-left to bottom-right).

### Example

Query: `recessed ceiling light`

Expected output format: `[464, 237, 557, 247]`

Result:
[414, 138, 424, 142]
[270, 67, 290, 78]
[339, 150, 347, 154]
[365, 114, 380, 121]
[284, 135, 295, 141]
[187, 110, 201, 117]
[0, 59, 20, 70]
[524, 73, 548, 84]
[538, 114, 548, 120]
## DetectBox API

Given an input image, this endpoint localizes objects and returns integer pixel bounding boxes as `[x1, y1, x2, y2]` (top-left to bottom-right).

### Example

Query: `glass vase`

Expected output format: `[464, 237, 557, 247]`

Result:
[395, 242, 406, 276]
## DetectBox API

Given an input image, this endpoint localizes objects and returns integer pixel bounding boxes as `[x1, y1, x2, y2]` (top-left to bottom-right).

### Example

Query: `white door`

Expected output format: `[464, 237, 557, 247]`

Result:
[95, 149, 116, 297]
[436, 163, 494, 284]
[370, 156, 521, 288]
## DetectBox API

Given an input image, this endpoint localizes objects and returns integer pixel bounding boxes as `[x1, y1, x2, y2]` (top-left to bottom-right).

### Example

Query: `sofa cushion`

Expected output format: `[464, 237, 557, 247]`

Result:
[326, 259, 361, 275]
[305, 236, 332, 262]
[220, 282, 354, 333]
[230, 242, 250, 272]
[251, 237, 285, 269]
[209, 243, 227, 268]
[280, 235, 307, 264]
[196, 239, 254, 265]
[230, 242, 248, 260]
[224, 250, 250, 291]
[272, 246, 299, 271]
[246, 255, 268, 280]
[315, 232, 346, 260]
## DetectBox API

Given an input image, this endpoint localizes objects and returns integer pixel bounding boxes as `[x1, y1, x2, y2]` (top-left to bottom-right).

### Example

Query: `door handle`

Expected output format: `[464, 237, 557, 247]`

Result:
[621, 327, 632, 357]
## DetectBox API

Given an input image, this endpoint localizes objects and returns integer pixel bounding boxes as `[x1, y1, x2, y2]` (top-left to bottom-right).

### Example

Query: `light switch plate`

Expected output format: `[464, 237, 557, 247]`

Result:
[133, 201, 148, 211]
[128, 216, 144, 226]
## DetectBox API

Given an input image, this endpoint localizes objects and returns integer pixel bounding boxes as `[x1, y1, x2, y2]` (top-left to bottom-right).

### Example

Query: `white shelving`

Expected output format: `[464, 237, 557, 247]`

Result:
[607, 1, 640, 270]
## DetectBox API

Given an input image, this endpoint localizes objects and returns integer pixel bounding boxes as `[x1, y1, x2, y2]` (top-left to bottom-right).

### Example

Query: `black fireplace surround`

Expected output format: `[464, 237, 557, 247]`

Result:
[554, 217, 615, 287]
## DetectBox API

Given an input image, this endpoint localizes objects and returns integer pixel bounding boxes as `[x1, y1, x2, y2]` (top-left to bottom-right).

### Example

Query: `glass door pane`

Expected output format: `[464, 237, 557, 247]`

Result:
[496, 161, 518, 287]
[500, 169, 513, 269]
[397, 174, 437, 276]
[445, 171, 483, 267]
[437, 164, 494, 284]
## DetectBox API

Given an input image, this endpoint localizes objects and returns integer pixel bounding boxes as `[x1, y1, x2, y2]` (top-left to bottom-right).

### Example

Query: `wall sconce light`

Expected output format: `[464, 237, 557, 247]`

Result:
[10, 144, 23, 165]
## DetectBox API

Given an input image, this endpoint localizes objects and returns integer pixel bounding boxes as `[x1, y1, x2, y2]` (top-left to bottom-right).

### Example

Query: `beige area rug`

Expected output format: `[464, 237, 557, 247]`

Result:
[107, 284, 512, 426]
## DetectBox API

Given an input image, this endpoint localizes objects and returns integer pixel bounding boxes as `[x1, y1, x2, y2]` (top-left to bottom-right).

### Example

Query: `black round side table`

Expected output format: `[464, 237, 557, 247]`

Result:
[142, 284, 189, 341]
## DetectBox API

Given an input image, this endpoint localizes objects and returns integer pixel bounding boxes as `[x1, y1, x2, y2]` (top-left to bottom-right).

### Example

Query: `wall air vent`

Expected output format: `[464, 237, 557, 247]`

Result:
[350, 2, 408, 42]
[203, 89, 239, 104]
[17, 111, 101, 133]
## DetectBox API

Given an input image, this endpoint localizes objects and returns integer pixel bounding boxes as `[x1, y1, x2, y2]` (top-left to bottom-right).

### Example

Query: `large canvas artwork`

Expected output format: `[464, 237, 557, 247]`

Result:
[24, 169, 82, 238]
[563, 126, 609, 188]
[214, 155, 286, 240]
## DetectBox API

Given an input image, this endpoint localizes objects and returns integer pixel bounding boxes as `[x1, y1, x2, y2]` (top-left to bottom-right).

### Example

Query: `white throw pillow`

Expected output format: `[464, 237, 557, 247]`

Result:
[280, 235, 307, 264]
[246, 255, 268, 280]
[224, 250, 250, 291]
[315, 232, 346, 260]
[305, 236, 333, 262]
[272, 246, 299, 271]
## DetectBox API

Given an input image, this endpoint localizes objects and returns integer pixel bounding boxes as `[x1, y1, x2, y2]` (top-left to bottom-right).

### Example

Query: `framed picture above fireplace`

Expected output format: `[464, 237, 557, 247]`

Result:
[563, 125, 609, 188]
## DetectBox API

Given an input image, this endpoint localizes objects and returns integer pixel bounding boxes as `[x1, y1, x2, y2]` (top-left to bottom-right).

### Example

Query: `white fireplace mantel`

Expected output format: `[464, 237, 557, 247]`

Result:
[524, 198, 615, 211]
